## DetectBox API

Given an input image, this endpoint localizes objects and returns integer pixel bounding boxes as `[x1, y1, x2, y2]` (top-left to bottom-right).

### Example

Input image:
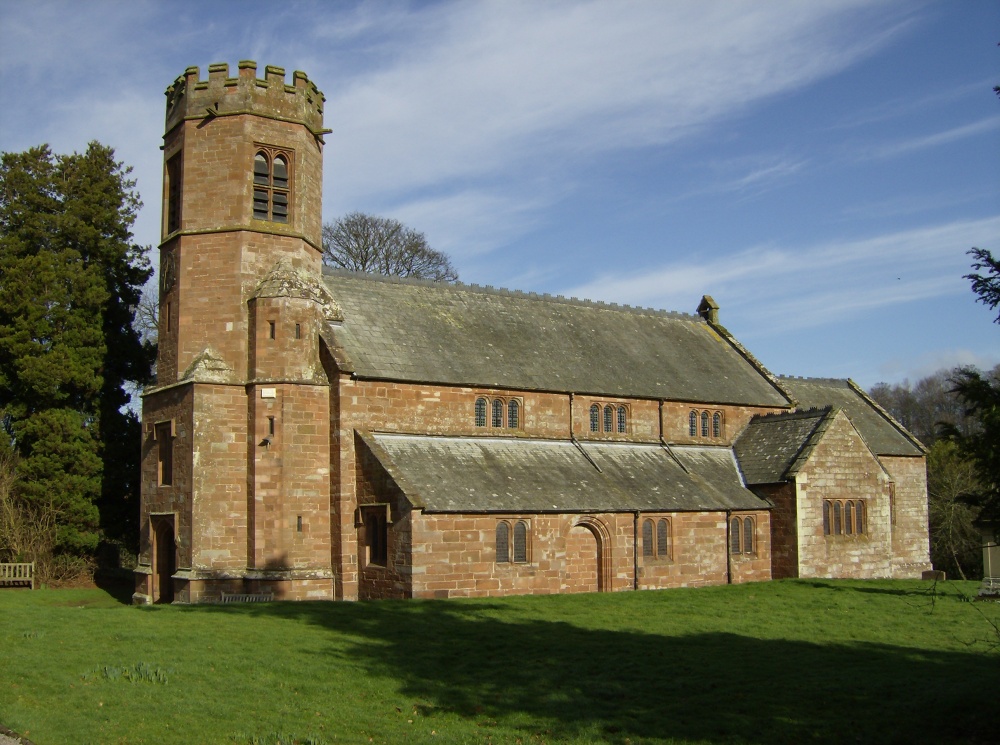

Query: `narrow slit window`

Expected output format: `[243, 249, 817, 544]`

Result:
[689, 410, 698, 437]
[166, 153, 182, 234]
[268, 321, 275, 340]
[156, 422, 173, 487]
[823, 501, 831, 535]
[296, 515, 303, 533]
[846, 501, 855, 535]
[642, 519, 654, 558]
[507, 399, 520, 429]
[855, 501, 865, 535]
[730, 517, 741, 553]
[833, 502, 843, 535]
[743, 517, 754, 554]
[295, 323, 301, 339]
[267, 416, 275, 436]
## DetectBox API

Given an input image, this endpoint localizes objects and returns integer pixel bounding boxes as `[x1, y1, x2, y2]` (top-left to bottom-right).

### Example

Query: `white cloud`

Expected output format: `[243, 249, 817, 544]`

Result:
[873, 117, 1000, 159]
[561, 215, 1000, 333]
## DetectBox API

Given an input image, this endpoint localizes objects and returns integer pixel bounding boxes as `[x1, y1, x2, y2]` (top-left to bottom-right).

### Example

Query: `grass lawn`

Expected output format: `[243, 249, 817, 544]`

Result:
[1, 579, 997, 744]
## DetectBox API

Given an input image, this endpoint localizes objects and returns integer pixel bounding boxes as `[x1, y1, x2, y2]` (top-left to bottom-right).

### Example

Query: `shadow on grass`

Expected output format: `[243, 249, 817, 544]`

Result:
[93, 571, 135, 605]
[179, 596, 995, 744]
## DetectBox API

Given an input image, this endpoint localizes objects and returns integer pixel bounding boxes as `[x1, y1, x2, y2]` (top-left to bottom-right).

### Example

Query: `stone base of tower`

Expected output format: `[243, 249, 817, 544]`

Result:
[132, 566, 336, 604]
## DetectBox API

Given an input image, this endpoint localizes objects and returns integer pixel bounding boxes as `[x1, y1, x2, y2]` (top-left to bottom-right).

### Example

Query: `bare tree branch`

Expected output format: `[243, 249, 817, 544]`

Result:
[322, 212, 458, 282]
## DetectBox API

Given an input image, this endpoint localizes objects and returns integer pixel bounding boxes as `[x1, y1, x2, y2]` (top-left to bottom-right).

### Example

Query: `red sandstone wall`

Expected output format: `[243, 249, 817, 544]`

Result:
[795, 413, 893, 579]
[755, 483, 798, 579]
[189, 383, 249, 572]
[882, 455, 932, 577]
[729, 511, 772, 584]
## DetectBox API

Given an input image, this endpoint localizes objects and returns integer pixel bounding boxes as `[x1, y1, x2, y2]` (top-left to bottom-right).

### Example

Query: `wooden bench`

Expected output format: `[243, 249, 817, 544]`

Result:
[0, 562, 35, 590]
[219, 591, 273, 604]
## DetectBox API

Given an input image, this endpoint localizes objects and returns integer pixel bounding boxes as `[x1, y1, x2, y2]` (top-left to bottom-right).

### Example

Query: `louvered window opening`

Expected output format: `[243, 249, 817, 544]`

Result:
[253, 150, 290, 223]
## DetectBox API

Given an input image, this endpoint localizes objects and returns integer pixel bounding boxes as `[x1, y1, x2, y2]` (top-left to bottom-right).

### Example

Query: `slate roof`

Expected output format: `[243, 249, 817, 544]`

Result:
[734, 408, 834, 484]
[360, 432, 769, 513]
[780, 376, 924, 457]
[322, 270, 791, 406]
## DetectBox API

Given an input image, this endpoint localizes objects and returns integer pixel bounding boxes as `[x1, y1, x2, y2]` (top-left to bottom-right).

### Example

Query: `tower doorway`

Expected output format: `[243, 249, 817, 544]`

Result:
[151, 515, 176, 604]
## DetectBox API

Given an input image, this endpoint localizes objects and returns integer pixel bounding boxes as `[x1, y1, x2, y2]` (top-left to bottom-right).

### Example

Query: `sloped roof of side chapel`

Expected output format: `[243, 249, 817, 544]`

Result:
[320, 269, 792, 407]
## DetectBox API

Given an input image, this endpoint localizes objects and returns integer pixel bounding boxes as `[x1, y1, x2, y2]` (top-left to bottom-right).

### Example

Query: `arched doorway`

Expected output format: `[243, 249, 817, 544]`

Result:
[564, 517, 611, 593]
[151, 515, 176, 604]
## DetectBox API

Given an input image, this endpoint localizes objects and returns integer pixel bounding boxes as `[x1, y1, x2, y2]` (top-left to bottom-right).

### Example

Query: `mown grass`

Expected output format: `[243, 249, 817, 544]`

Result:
[1, 579, 997, 744]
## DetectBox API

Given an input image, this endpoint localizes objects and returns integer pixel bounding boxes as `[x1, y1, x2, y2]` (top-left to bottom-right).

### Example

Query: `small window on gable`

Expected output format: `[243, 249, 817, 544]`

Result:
[642, 519, 654, 558]
[475, 398, 487, 427]
[617, 406, 627, 434]
[713, 411, 722, 438]
[513, 520, 528, 563]
[508, 399, 520, 429]
[590, 405, 600, 432]
[492, 399, 504, 428]
[252, 147, 292, 224]
[295, 323, 301, 340]
[604, 405, 613, 433]
[689, 410, 698, 437]
[824, 499, 867, 536]
[701, 411, 709, 437]
[496, 521, 510, 563]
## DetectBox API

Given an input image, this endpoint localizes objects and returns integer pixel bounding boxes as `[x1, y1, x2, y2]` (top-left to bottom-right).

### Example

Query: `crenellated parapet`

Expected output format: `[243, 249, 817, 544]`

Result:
[164, 61, 327, 136]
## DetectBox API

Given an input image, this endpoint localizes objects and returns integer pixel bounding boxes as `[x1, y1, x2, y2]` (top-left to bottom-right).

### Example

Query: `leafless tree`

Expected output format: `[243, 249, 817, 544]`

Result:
[322, 212, 458, 282]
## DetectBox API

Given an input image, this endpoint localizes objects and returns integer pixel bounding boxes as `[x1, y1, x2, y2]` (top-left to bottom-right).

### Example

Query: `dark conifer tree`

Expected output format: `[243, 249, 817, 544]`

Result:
[0, 143, 153, 554]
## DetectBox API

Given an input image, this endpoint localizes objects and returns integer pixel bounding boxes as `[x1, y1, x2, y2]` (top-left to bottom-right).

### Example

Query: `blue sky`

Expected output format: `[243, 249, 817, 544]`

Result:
[1, 0, 997, 388]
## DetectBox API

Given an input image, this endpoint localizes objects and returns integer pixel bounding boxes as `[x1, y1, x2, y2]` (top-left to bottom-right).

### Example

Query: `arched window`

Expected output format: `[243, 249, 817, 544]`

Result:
[513, 521, 528, 563]
[743, 516, 754, 554]
[657, 519, 670, 558]
[833, 502, 842, 535]
[855, 501, 865, 535]
[713, 412, 722, 438]
[507, 399, 520, 429]
[604, 405, 614, 433]
[701, 411, 709, 437]
[823, 499, 868, 536]
[642, 519, 654, 558]
[496, 522, 510, 563]
[252, 148, 292, 223]
[845, 501, 855, 535]
[590, 404, 600, 432]
[730, 517, 742, 553]
[492, 399, 504, 428]
[689, 410, 698, 436]
[475, 398, 487, 427]
[823, 500, 831, 534]
[617, 406, 627, 434]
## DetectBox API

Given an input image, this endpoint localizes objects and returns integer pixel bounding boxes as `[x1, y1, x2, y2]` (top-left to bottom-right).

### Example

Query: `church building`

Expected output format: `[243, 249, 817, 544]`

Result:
[134, 63, 931, 604]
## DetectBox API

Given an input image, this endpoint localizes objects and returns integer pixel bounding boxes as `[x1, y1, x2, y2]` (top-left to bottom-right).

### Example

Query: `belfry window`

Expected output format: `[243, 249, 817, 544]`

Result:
[253, 148, 291, 223]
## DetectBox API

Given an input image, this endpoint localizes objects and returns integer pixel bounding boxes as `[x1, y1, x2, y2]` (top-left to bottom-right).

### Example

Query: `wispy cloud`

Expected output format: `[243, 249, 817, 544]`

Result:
[560, 215, 1000, 334]
[873, 117, 1000, 159]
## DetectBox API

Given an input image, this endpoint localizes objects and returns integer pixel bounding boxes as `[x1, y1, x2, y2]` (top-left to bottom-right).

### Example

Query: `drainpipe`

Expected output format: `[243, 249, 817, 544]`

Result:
[657, 400, 688, 473]
[725, 510, 733, 584]
[634, 511, 640, 591]
[568, 392, 574, 438]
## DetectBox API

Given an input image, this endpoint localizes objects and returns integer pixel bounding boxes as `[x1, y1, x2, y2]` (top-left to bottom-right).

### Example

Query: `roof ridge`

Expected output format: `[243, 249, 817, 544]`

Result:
[778, 374, 849, 385]
[322, 266, 700, 321]
[751, 406, 833, 422]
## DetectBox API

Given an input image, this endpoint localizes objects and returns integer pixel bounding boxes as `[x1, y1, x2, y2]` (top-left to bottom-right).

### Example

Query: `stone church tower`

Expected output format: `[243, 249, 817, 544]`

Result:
[134, 62, 337, 603]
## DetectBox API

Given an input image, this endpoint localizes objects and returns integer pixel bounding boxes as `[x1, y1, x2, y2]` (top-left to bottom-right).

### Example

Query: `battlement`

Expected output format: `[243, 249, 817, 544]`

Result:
[164, 61, 327, 135]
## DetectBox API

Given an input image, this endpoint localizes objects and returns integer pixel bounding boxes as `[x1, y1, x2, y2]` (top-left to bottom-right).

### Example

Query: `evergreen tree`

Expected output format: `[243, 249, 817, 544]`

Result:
[0, 143, 153, 555]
